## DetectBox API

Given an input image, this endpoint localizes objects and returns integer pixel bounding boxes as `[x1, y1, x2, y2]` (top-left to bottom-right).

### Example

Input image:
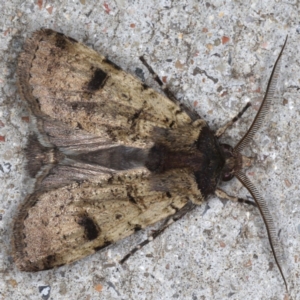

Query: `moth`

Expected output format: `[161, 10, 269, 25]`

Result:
[13, 29, 287, 288]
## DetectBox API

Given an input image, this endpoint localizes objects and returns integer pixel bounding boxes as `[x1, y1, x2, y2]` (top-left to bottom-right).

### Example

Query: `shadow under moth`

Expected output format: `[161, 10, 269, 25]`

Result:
[14, 29, 288, 288]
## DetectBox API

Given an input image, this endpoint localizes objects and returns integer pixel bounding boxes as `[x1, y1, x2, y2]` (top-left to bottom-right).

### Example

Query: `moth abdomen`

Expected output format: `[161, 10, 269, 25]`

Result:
[25, 134, 64, 178]
[67, 145, 149, 171]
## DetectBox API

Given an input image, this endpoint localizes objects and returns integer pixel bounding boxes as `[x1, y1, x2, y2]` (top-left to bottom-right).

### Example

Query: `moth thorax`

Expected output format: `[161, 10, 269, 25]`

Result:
[220, 143, 242, 182]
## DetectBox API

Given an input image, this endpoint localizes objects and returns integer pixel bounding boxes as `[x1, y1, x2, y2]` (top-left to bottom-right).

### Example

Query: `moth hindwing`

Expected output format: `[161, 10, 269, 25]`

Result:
[14, 29, 287, 288]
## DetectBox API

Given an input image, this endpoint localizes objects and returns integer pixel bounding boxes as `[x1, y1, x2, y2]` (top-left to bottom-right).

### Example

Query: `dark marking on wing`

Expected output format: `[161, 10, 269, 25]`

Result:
[127, 192, 137, 204]
[115, 213, 123, 220]
[86, 68, 108, 91]
[134, 224, 142, 232]
[44, 29, 53, 36]
[66, 36, 78, 44]
[44, 254, 57, 270]
[141, 83, 149, 90]
[103, 58, 122, 70]
[54, 32, 68, 49]
[77, 215, 100, 241]
[129, 109, 143, 126]
[94, 241, 112, 252]
[169, 121, 175, 128]
[170, 203, 179, 213]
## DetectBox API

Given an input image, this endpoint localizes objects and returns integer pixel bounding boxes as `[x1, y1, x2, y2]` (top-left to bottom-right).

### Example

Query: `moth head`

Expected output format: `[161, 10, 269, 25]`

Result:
[220, 143, 254, 182]
[219, 143, 242, 182]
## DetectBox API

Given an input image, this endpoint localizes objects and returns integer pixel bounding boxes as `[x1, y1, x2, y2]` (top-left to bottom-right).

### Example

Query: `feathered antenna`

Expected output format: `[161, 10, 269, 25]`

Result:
[234, 36, 288, 290]
[234, 36, 288, 153]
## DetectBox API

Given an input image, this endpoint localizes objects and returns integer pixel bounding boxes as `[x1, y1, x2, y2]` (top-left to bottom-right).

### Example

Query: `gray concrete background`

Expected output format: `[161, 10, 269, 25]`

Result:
[0, 1, 299, 299]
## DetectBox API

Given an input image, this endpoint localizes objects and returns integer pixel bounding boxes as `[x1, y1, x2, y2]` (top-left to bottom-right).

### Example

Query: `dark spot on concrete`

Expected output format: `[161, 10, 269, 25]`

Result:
[38, 285, 51, 300]
[135, 67, 145, 82]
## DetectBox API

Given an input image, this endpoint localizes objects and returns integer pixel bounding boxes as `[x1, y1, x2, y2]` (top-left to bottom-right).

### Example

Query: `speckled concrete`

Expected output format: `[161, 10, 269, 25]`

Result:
[0, 1, 299, 299]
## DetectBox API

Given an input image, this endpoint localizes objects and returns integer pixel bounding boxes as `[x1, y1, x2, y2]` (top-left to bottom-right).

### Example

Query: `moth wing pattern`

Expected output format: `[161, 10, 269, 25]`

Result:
[17, 29, 192, 147]
[13, 29, 219, 271]
[14, 168, 201, 271]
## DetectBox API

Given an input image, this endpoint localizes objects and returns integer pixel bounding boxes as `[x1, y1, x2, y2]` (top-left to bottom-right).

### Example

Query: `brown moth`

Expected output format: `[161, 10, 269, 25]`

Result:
[14, 29, 287, 287]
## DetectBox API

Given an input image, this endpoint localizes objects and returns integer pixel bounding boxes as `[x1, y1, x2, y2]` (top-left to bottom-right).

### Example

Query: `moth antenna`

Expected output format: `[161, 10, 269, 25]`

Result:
[234, 36, 288, 153]
[235, 171, 288, 291]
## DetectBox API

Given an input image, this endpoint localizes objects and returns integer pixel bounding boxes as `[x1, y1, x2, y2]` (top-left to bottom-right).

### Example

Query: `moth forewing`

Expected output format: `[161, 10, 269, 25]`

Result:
[13, 29, 287, 289]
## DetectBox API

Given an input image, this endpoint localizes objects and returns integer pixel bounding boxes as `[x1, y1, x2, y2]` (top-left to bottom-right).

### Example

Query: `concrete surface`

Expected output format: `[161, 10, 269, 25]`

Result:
[0, 1, 299, 299]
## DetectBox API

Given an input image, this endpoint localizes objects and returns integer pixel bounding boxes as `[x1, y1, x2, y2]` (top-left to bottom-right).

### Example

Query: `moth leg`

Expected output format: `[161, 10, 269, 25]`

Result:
[215, 102, 251, 137]
[139, 56, 199, 121]
[215, 188, 256, 207]
[119, 202, 196, 264]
